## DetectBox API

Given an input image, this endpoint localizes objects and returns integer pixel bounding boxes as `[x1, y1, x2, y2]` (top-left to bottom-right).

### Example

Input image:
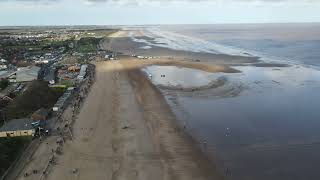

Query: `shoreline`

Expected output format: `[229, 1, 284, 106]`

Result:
[117, 55, 241, 73]
[107, 31, 260, 65]
[125, 63, 225, 179]
[109, 30, 311, 71]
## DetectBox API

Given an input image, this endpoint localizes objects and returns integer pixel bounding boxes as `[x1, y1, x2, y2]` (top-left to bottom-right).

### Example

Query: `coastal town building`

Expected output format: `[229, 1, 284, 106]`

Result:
[44, 67, 56, 84]
[0, 118, 35, 138]
[52, 89, 73, 112]
[77, 64, 88, 80]
[15, 66, 41, 82]
[0, 65, 7, 70]
[31, 108, 49, 121]
[0, 59, 7, 63]
[0, 70, 16, 80]
[68, 66, 80, 72]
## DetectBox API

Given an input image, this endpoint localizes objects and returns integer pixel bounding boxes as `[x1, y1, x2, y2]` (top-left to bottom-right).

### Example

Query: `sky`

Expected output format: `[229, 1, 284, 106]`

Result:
[0, 0, 320, 26]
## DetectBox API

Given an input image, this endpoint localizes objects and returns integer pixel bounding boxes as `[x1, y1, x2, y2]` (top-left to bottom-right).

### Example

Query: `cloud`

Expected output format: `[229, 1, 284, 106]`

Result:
[2, 0, 320, 6]
[82, 0, 320, 2]
[82, 0, 320, 6]
[4, 0, 320, 2]
[11, 0, 58, 1]
[0, 0, 60, 4]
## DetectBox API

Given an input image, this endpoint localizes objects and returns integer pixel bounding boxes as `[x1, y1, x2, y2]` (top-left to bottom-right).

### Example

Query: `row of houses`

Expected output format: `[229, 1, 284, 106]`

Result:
[52, 88, 73, 112]
[14, 62, 88, 84]
[0, 88, 72, 138]
[0, 63, 89, 138]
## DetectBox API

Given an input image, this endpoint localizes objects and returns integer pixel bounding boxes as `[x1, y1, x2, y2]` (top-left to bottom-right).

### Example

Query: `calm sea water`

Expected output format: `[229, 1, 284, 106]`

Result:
[140, 24, 320, 180]
[147, 65, 320, 180]
[160, 23, 320, 67]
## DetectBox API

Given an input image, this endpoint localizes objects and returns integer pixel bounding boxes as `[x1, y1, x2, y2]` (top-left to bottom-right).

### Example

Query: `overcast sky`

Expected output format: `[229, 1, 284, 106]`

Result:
[0, 0, 320, 26]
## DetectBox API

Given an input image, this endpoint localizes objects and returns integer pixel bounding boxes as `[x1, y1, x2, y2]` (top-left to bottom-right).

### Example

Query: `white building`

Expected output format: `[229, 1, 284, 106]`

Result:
[34, 60, 49, 64]
[0, 65, 7, 70]
[0, 59, 7, 63]
[77, 64, 88, 80]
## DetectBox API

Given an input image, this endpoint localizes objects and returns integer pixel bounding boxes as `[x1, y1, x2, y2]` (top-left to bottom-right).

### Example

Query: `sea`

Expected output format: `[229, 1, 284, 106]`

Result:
[137, 23, 320, 180]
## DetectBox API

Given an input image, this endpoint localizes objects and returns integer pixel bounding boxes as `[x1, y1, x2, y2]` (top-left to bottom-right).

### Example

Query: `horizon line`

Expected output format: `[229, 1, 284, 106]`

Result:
[1, 22, 320, 28]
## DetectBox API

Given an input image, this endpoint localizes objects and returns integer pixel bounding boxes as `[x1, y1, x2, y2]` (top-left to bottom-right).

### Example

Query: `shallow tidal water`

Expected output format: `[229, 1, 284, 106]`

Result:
[142, 65, 221, 88]
[145, 65, 320, 180]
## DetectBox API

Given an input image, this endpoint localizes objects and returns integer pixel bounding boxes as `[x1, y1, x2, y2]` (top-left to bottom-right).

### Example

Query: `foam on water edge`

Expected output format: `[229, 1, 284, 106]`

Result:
[128, 27, 320, 71]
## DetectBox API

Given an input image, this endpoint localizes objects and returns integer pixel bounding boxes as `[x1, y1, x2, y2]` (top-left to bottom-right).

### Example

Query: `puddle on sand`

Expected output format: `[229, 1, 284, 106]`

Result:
[142, 65, 224, 89]
[145, 64, 320, 180]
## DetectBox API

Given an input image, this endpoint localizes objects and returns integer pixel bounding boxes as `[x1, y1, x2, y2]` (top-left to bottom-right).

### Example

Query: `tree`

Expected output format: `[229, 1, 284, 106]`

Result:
[0, 79, 9, 90]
